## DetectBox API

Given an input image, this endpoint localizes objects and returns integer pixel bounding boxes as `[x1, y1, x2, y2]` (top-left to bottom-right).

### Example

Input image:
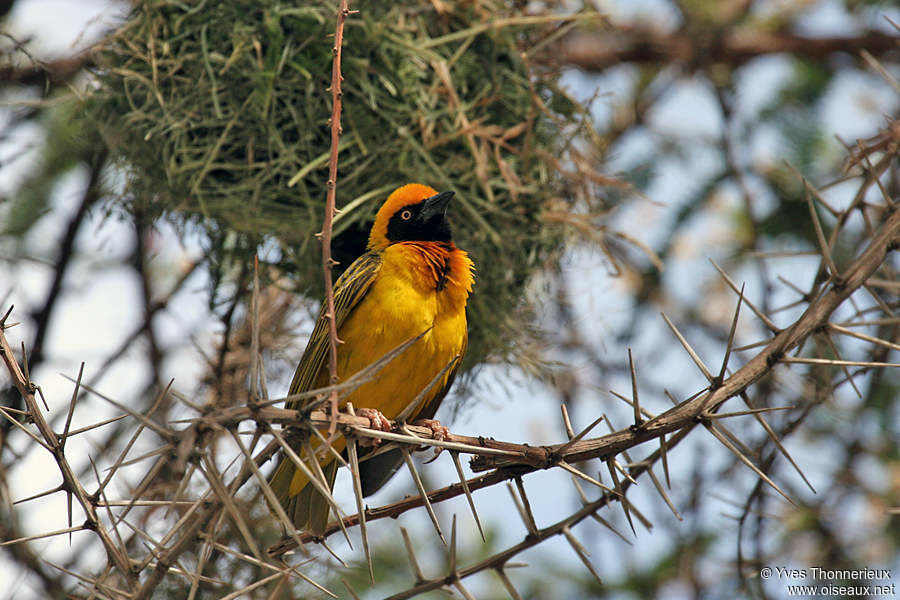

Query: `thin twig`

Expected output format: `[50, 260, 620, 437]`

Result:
[320, 0, 354, 435]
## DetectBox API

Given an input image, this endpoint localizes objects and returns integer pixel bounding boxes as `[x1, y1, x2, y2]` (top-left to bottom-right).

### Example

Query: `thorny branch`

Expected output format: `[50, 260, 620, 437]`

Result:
[265, 199, 900, 553]
[4, 161, 890, 595]
[0, 318, 137, 587]
[319, 0, 353, 435]
[1, 6, 897, 596]
[1, 180, 897, 596]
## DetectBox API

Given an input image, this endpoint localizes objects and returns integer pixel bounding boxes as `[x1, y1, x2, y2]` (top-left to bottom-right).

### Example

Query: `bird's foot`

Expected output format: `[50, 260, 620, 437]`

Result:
[413, 418, 450, 441]
[354, 407, 392, 447]
[356, 407, 392, 439]
[412, 418, 450, 462]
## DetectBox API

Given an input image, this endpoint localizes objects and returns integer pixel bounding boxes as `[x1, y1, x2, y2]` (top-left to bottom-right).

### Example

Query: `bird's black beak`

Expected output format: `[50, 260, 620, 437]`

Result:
[418, 191, 455, 223]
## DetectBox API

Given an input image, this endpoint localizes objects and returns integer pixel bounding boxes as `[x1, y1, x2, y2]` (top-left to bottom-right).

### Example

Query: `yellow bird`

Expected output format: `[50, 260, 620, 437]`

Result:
[269, 183, 475, 534]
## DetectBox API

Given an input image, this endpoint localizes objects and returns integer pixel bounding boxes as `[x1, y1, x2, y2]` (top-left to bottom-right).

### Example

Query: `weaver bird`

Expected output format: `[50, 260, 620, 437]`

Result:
[269, 183, 475, 534]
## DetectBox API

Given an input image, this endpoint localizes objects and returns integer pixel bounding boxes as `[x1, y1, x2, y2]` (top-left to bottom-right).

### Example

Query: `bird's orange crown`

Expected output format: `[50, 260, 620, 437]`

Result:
[367, 183, 447, 250]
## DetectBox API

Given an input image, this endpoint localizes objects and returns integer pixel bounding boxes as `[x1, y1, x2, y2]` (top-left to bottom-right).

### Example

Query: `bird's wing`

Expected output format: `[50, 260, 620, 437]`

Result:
[286, 251, 383, 403]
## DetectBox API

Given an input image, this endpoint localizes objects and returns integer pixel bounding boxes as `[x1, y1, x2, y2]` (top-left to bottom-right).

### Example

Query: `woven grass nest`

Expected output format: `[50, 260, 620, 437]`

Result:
[87, 0, 604, 376]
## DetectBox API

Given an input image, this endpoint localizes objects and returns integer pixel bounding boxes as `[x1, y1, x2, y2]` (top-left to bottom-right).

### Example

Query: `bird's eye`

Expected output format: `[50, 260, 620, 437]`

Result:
[401, 210, 412, 220]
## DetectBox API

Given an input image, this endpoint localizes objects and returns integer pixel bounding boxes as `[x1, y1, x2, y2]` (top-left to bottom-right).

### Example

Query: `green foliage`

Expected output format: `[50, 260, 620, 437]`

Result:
[2, 104, 104, 237]
[85, 0, 600, 372]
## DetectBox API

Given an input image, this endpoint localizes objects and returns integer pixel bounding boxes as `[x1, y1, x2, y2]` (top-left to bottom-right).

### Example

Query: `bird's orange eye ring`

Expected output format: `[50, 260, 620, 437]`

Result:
[401, 210, 412, 220]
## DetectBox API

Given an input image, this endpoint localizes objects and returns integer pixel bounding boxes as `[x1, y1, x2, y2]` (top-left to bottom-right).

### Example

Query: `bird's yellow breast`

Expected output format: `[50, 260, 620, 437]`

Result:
[334, 242, 471, 419]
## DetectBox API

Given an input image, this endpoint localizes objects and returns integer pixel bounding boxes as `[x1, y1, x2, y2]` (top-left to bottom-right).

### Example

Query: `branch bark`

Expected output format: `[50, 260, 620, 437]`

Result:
[0, 55, 91, 90]
[319, 0, 352, 434]
[546, 28, 900, 72]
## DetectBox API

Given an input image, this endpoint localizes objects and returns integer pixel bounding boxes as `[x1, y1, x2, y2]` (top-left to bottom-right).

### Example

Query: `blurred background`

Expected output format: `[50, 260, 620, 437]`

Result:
[1, 1, 898, 598]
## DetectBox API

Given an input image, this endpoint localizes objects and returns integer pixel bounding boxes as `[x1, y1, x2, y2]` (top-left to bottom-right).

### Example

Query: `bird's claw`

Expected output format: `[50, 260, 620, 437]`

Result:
[356, 407, 392, 446]
[357, 407, 392, 431]
[413, 418, 449, 461]
[413, 418, 450, 441]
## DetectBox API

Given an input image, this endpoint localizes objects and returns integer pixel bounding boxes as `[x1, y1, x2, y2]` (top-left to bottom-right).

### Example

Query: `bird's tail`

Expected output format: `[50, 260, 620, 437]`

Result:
[268, 449, 338, 535]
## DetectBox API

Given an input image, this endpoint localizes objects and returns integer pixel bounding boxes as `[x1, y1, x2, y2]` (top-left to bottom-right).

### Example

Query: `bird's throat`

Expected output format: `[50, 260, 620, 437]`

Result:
[397, 241, 474, 298]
